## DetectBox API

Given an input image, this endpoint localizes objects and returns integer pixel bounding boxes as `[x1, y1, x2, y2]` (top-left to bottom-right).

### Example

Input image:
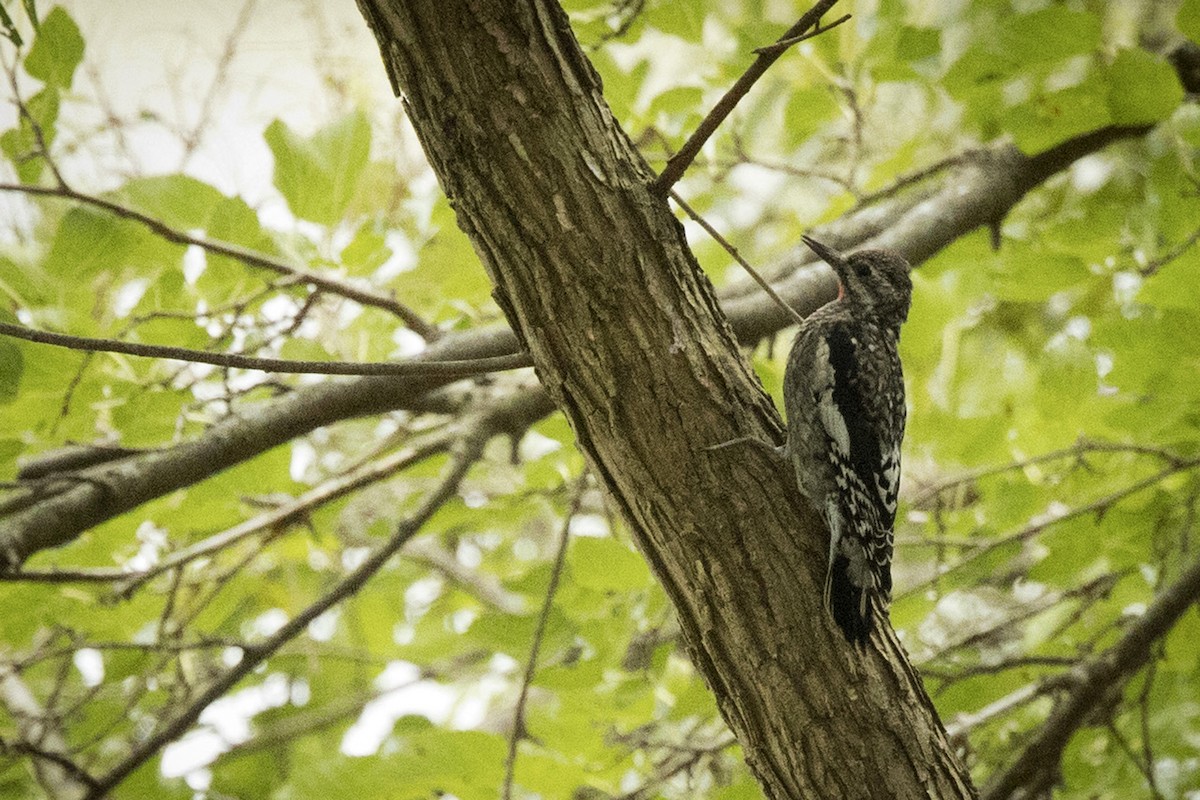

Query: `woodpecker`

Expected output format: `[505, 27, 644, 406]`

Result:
[784, 236, 912, 645]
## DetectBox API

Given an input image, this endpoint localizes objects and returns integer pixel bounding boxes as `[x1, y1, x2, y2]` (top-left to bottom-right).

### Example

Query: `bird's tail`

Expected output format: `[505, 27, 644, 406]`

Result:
[827, 554, 875, 646]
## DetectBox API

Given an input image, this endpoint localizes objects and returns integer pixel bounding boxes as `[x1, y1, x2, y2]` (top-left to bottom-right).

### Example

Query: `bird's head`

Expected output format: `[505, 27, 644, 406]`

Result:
[802, 235, 912, 327]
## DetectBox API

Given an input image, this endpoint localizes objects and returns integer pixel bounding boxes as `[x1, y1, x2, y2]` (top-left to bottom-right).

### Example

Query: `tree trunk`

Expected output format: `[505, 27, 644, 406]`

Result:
[355, 1, 977, 797]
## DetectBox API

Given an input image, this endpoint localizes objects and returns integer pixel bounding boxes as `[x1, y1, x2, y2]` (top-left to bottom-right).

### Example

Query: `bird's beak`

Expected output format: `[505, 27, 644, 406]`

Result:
[801, 235, 845, 268]
[802, 235, 846, 300]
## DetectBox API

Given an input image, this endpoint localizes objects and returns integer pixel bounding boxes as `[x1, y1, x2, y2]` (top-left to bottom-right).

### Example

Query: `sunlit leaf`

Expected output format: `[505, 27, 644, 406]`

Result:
[265, 111, 372, 226]
[24, 6, 84, 89]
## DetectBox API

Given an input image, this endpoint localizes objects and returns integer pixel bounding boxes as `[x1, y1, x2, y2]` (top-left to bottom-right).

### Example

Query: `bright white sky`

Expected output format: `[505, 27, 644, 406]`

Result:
[57, 1, 394, 194]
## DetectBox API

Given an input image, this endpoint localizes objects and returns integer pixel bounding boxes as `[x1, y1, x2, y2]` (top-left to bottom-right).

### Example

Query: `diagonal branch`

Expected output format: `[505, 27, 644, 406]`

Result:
[982, 551, 1200, 800]
[0, 181, 440, 340]
[79, 390, 544, 799]
[652, 0, 845, 194]
[501, 476, 578, 799]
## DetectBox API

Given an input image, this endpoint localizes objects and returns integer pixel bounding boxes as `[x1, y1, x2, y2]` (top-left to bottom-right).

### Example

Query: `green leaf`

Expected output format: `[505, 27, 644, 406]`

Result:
[647, 3, 705, 41]
[340, 221, 393, 276]
[896, 26, 939, 62]
[945, 8, 1100, 94]
[1137, 249, 1200, 310]
[1005, 78, 1110, 154]
[1180, 0, 1200, 42]
[110, 389, 187, 446]
[0, 340, 23, 405]
[24, 7, 84, 89]
[118, 174, 227, 231]
[41, 206, 146, 279]
[265, 111, 372, 226]
[783, 86, 839, 142]
[395, 729, 506, 796]
[988, 249, 1089, 302]
[1106, 49, 1184, 125]
[0, 87, 60, 183]
[998, 7, 1100, 64]
[568, 536, 651, 592]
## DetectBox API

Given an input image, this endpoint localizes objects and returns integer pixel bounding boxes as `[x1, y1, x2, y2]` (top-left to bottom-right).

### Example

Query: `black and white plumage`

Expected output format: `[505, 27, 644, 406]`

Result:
[783, 236, 912, 645]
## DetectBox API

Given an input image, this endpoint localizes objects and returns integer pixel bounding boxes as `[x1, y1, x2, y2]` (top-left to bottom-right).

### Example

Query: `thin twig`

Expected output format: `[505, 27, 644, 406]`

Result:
[909, 438, 1184, 509]
[501, 479, 581, 800]
[669, 190, 805, 326]
[405, 538, 528, 615]
[897, 458, 1200, 601]
[177, 0, 258, 167]
[752, 14, 851, 56]
[0, 662, 94, 799]
[0, 320, 531, 377]
[1139, 224, 1200, 276]
[944, 681, 1045, 741]
[652, 0, 846, 195]
[4, 61, 68, 189]
[982, 548, 1200, 800]
[920, 655, 1080, 685]
[0, 181, 440, 338]
[81, 405, 498, 799]
[109, 434, 453, 597]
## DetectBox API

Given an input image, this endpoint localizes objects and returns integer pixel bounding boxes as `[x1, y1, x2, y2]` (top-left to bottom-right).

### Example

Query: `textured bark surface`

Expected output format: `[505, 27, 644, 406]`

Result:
[357, 1, 977, 797]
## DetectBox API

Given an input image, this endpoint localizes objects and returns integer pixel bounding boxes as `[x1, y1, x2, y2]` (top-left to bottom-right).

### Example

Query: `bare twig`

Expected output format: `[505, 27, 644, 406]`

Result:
[669, 190, 805, 327]
[0, 182, 440, 338]
[1, 435, 452, 588]
[752, 14, 851, 56]
[612, 734, 738, 800]
[982, 549, 1200, 800]
[897, 457, 1200, 601]
[944, 681, 1045, 741]
[0, 320, 530, 377]
[177, 0, 258, 166]
[921, 655, 1080, 685]
[80, 399, 505, 799]
[1139, 223, 1200, 276]
[405, 538, 528, 614]
[4, 61, 68, 189]
[0, 663, 93, 800]
[110, 433, 454, 596]
[652, 0, 846, 195]
[501, 479, 580, 799]
[909, 438, 1184, 509]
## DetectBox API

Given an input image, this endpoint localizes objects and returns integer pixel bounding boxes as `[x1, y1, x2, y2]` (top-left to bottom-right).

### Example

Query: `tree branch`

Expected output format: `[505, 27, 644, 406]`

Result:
[0, 662, 93, 800]
[502, 478, 577, 799]
[896, 457, 1200, 601]
[80, 390, 545, 799]
[982, 550, 1200, 800]
[652, 0, 845, 194]
[0, 320, 532, 377]
[0, 181, 441, 340]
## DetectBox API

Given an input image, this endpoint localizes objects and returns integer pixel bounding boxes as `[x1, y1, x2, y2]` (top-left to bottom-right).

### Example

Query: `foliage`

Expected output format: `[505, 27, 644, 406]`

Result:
[0, 1, 1198, 799]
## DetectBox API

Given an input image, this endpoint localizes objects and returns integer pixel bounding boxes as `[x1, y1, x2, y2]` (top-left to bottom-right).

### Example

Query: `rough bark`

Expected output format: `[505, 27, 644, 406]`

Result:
[356, 1, 976, 797]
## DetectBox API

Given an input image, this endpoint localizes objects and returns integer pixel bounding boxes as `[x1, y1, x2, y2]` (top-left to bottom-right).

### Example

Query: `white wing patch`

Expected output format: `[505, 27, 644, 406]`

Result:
[818, 388, 851, 457]
[814, 336, 852, 457]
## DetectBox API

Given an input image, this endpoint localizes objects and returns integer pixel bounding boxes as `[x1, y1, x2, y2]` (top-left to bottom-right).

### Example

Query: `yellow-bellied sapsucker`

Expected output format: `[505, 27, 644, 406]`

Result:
[784, 236, 912, 645]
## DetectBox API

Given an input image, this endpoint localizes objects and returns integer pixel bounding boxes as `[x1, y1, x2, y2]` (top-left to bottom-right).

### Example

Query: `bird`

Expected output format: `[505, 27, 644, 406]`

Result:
[783, 236, 912, 645]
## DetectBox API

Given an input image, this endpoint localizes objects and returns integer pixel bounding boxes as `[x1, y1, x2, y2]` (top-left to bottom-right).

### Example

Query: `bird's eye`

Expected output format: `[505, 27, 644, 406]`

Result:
[855, 262, 870, 278]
